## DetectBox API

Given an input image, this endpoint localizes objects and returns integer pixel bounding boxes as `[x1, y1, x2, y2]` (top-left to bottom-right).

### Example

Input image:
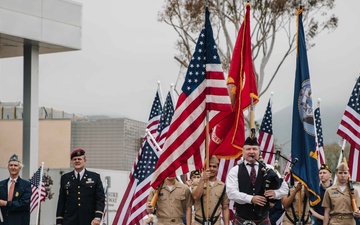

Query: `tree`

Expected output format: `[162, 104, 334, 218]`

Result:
[323, 142, 349, 174]
[158, 0, 337, 97]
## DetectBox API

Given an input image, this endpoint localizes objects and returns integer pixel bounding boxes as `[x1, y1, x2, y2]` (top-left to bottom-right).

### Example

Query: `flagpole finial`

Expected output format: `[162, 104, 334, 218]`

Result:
[317, 98, 321, 107]
[170, 83, 174, 89]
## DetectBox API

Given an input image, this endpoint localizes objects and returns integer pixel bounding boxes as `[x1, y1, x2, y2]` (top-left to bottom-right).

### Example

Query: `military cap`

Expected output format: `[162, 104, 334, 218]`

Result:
[319, 163, 331, 173]
[71, 148, 85, 159]
[8, 154, 20, 163]
[336, 162, 349, 171]
[209, 155, 219, 164]
[190, 170, 201, 178]
[244, 136, 259, 146]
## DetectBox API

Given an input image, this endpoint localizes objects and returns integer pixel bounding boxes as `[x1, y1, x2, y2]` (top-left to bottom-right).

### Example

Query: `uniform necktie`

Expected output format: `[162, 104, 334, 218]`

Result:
[77, 173, 81, 182]
[247, 163, 256, 185]
[8, 179, 15, 201]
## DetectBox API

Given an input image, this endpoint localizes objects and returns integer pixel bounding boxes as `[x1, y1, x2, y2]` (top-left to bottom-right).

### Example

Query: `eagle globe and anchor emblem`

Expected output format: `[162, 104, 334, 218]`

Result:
[298, 80, 315, 136]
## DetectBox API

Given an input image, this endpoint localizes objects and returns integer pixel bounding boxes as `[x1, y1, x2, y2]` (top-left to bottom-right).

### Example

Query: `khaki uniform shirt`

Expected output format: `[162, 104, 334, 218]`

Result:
[148, 181, 193, 225]
[192, 179, 229, 225]
[282, 186, 311, 225]
[322, 183, 360, 225]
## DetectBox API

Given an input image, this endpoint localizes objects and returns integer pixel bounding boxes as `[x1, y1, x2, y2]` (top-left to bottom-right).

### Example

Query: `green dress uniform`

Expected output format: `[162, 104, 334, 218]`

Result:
[322, 183, 360, 225]
[283, 186, 311, 225]
[148, 180, 192, 225]
[192, 179, 229, 225]
[56, 169, 105, 225]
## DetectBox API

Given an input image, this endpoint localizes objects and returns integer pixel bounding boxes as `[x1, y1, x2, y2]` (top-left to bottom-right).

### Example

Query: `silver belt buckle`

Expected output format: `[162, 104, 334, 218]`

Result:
[295, 222, 303, 225]
[242, 220, 256, 225]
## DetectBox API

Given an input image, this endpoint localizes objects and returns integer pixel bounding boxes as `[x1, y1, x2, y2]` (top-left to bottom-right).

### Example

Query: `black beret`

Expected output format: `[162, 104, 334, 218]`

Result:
[244, 136, 259, 146]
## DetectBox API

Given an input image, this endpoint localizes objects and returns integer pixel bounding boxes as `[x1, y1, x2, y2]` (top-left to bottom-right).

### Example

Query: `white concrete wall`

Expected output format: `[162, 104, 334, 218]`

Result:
[0, 0, 81, 49]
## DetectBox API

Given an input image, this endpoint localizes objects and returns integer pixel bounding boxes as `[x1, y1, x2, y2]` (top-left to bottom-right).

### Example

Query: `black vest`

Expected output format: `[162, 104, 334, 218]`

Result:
[235, 162, 270, 220]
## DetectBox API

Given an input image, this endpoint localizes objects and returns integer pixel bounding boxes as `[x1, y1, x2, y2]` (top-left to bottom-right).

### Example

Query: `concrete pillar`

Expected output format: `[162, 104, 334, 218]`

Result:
[22, 43, 39, 179]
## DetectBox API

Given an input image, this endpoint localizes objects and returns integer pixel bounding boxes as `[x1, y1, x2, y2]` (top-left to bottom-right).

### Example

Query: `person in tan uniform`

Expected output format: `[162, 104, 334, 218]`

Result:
[146, 176, 192, 225]
[192, 156, 229, 225]
[322, 163, 360, 225]
[282, 181, 311, 225]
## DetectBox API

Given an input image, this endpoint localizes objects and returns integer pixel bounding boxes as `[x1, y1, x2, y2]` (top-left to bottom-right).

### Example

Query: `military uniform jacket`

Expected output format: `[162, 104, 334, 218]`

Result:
[148, 181, 192, 221]
[0, 177, 31, 225]
[56, 169, 105, 225]
[283, 186, 311, 225]
[322, 183, 360, 225]
[193, 179, 229, 225]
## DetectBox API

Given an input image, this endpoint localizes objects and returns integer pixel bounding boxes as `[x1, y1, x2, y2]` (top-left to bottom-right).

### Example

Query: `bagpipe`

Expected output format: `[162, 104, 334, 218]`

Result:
[254, 150, 299, 190]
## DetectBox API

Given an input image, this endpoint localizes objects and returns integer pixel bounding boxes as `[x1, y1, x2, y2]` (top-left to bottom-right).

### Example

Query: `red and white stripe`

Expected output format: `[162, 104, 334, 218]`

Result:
[348, 146, 360, 182]
[151, 66, 231, 188]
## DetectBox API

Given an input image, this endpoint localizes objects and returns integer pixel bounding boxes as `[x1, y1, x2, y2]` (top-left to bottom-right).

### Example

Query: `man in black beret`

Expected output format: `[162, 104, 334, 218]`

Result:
[226, 137, 289, 225]
[0, 154, 31, 225]
[56, 149, 105, 225]
[309, 163, 332, 225]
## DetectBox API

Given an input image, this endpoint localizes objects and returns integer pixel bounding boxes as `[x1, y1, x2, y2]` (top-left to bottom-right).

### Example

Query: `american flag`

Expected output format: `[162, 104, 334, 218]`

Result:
[337, 76, 360, 182]
[113, 86, 163, 225]
[314, 106, 326, 165]
[151, 7, 232, 188]
[30, 166, 46, 213]
[337, 76, 360, 150]
[157, 89, 175, 149]
[259, 99, 275, 165]
[348, 146, 360, 182]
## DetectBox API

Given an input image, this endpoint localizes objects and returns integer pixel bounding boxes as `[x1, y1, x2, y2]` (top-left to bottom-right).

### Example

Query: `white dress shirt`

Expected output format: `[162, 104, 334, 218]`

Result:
[226, 160, 289, 205]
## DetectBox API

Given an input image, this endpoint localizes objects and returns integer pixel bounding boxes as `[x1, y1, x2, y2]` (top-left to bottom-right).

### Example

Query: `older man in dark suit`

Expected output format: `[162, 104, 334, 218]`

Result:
[0, 154, 32, 225]
[56, 148, 105, 225]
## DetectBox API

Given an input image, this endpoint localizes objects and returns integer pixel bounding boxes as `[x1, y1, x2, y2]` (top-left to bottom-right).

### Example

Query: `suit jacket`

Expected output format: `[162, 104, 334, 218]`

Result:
[0, 177, 31, 225]
[56, 169, 105, 225]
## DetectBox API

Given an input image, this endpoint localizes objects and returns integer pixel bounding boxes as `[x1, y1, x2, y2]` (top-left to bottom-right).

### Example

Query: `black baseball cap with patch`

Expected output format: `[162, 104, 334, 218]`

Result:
[190, 170, 201, 178]
[319, 163, 331, 173]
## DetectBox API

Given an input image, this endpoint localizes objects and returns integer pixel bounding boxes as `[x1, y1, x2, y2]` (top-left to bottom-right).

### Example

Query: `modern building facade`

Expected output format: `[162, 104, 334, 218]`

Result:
[0, 102, 146, 171]
[71, 118, 146, 171]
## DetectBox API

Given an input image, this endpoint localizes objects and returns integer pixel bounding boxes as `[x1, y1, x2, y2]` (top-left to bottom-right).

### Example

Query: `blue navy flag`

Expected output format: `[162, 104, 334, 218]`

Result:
[291, 8, 320, 206]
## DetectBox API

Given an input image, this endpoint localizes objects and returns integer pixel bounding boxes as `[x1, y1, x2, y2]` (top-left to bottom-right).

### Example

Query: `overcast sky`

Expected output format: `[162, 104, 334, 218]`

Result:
[0, 0, 359, 124]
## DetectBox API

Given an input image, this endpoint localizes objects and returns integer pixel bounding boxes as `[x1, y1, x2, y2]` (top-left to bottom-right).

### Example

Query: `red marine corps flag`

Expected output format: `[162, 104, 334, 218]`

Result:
[209, 3, 258, 159]
[151, 7, 232, 188]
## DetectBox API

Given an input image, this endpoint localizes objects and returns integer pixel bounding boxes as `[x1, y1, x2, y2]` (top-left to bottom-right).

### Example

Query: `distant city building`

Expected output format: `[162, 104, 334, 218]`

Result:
[0, 102, 146, 171]
[71, 118, 146, 171]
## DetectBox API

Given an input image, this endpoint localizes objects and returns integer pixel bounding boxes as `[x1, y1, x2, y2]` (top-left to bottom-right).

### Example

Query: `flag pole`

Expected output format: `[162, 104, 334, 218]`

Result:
[35, 162, 44, 225]
[205, 110, 210, 221]
[146, 129, 162, 152]
[0, 207, 3, 222]
[145, 129, 165, 210]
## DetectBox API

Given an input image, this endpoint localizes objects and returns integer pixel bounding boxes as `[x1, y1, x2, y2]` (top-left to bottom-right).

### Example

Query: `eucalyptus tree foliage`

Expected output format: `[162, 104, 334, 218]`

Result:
[158, 0, 337, 97]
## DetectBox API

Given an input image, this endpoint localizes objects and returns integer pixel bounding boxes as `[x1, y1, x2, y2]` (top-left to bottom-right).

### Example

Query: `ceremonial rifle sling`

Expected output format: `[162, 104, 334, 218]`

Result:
[195, 185, 226, 225]
[285, 189, 309, 224]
